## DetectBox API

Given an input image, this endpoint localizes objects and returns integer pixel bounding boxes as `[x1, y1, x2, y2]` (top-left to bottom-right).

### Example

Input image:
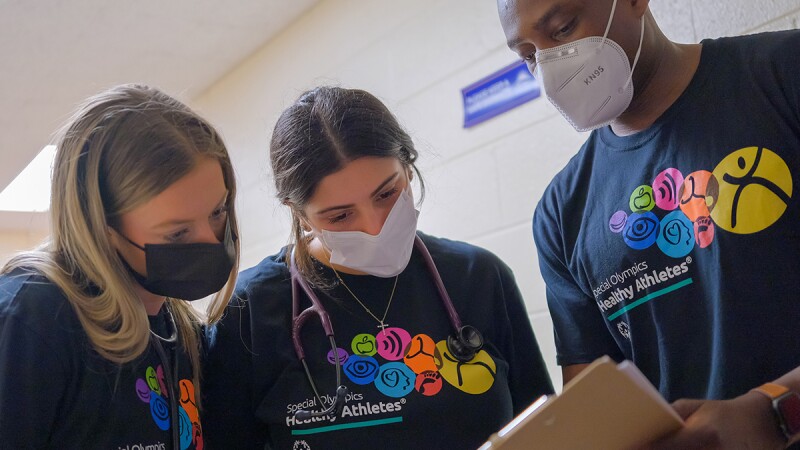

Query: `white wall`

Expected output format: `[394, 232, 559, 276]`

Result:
[191, 0, 800, 391]
[0, 211, 49, 267]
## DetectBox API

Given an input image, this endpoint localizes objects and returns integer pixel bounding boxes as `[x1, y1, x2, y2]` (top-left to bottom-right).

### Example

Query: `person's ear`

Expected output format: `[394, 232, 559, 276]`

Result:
[284, 200, 310, 231]
[293, 212, 313, 233]
[630, 0, 649, 17]
[107, 226, 122, 252]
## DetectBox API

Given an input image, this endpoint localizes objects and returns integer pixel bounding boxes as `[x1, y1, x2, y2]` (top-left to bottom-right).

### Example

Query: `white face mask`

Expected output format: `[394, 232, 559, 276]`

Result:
[320, 188, 419, 278]
[533, 0, 645, 132]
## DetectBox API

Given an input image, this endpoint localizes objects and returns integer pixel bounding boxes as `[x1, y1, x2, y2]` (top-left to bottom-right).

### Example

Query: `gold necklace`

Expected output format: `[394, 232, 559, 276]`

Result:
[331, 267, 399, 335]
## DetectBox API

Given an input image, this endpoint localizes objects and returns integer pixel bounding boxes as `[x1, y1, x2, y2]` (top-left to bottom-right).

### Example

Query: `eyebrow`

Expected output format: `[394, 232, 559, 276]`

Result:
[152, 190, 229, 230]
[506, 4, 565, 49]
[315, 172, 399, 216]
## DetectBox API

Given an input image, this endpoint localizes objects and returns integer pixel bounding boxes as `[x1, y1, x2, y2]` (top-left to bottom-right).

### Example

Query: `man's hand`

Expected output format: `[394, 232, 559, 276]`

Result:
[644, 391, 785, 449]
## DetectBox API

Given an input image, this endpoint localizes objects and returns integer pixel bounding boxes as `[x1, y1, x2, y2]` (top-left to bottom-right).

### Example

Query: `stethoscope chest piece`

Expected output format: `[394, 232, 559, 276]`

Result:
[446, 324, 484, 362]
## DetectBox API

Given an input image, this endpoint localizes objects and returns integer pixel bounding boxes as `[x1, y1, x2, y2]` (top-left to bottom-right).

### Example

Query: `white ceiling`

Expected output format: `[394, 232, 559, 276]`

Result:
[0, 0, 321, 200]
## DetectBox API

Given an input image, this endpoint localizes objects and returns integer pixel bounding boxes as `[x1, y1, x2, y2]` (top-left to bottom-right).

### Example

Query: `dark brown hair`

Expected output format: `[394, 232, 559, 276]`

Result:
[270, 86, 424, 286]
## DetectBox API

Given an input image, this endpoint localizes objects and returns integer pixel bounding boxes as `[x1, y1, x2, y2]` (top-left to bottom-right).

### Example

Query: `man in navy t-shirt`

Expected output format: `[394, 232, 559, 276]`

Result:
[498, 0, 800, 447]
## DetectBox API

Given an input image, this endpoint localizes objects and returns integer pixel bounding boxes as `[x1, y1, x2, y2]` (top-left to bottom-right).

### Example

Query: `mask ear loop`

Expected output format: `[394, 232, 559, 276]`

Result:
[597, 0, 619, 52]
[597, 0, 645, 93]
[622, 16, 645, 91]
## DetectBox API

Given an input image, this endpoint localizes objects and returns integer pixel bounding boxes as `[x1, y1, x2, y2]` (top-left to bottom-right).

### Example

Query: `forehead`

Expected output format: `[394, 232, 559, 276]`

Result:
[498, 0, 565, 21]
[499, 0, 604, 48]
[498, 0, 554, 38]
[308, 157, 404, 207]
[121, 157, 227, 229]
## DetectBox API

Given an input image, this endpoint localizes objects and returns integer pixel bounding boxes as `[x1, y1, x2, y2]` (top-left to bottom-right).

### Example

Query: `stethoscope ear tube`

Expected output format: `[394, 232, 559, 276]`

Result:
[412, 236, 463, 330]
[290, 247, 335, 361]
[413, 236, 484, 362]
[150, 329, 180, 448]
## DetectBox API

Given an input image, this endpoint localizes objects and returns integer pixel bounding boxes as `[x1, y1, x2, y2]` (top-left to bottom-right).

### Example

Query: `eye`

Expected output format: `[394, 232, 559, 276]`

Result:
[377, 188, 398, 201]
[165, 228, 190, 243]
[327, 211, 350, 224]
[552, 18, 577, 41]
[211, 204, 229, 221]
[523, 53, 538, 76]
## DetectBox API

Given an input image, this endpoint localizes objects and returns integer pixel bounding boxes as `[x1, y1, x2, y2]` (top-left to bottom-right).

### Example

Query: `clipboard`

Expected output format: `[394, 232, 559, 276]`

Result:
[479, 356, 683, 450]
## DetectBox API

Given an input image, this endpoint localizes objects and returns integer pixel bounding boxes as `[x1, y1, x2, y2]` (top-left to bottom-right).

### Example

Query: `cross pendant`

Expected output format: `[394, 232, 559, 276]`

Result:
[377, 321, 389, 335]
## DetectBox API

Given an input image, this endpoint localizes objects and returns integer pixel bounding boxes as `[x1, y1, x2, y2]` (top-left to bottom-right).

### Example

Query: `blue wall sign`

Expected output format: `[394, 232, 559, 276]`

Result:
[461, 60, 540, 128]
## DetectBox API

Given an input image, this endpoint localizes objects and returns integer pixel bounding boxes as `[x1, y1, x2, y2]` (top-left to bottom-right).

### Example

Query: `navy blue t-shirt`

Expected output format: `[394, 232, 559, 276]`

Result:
[0, 269, 204, 449]
[202, 232, 554, 449]
[534, 30, 800, 402]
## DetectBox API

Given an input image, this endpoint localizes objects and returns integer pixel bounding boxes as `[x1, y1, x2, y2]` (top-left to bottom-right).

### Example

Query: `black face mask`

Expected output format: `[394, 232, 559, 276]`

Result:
[119, 222, 236, 300]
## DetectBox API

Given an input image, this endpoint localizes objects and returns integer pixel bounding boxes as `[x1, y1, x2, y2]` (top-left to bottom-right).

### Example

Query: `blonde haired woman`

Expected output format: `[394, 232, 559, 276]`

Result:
[0, 84, 239, 449]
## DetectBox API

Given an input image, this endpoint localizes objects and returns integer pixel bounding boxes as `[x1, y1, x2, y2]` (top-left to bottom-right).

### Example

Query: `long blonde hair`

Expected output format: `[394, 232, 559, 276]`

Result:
[2, 84, 239, 390]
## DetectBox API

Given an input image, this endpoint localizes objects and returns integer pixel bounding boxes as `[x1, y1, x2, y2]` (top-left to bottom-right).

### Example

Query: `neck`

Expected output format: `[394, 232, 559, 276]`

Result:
[135, 284, 167, 315]
[308, 236, 370, 276]
[611, 24, 702, 136]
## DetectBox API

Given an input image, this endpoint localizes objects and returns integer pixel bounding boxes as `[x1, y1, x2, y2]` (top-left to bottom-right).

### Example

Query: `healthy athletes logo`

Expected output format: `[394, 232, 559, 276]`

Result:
[325, 326, 497, 400]
[134, 366, 203, 450]
[608, 147, 792, 256]
[711, 147, 792, 233]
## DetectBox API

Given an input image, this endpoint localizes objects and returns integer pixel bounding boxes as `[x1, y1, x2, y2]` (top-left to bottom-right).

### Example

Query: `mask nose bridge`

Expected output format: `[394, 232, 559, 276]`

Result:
[360, 206, 387, 236]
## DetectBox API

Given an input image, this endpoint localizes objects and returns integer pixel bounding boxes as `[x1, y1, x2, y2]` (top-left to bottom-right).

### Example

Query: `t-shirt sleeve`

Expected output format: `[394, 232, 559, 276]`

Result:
[201, 295, 268, 449]
[776, 31, 800, 120]
[0, 315, 66, 447]
[495, 261, 555, 414]
[533, 192, 624, 367]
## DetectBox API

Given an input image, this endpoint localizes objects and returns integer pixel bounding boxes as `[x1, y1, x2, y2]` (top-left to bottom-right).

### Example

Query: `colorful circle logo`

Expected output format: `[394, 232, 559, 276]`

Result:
[374, 362, 416, 398]
[609, 210, 627, 233]
[656, 211, 695, 258]
[343, 355, 380, 385]
[711, 147, 792, 234]
[403, 334, 439, 374]
[679, 170, 718, 221]
[327, 347, 350, 365]
[653, 168, 684, 211]
[149, 393, 170, 431]
[435, 341, 497, 395]
[629, 185, 655, 213]
[623, 212, 660, 250]
[376, 327, 412, 361]
[694, 216, 715, 248]
[351, 334, 377, 356]
[415, 371, 443, 396]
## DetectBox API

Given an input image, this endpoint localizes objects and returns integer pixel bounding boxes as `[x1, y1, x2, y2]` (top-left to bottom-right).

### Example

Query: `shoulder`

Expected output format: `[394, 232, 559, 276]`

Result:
[704, 30, 800, 70]
[233, 246, 290, 303]
[707, 29, 800, 52]
[0, 268, 74, 325]
[211, 248, 292, 351]
[0, 268, 79, 358]
[533, 137, 595, 229]
[418, 232, 512, 277]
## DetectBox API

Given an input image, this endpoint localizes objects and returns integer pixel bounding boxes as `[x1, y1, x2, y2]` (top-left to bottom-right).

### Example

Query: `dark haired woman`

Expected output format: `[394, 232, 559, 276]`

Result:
[202, 86, 553, 449]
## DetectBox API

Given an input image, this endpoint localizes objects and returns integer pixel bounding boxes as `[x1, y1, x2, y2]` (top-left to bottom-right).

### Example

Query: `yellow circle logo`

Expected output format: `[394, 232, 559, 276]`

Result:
[434, 340, 496, 395]
[710, 147, 792, 234]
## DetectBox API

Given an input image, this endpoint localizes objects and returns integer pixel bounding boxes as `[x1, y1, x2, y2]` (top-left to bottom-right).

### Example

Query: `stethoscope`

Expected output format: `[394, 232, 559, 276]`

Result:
[150, 303, 182, 449]
[290, 234, 484, 420]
